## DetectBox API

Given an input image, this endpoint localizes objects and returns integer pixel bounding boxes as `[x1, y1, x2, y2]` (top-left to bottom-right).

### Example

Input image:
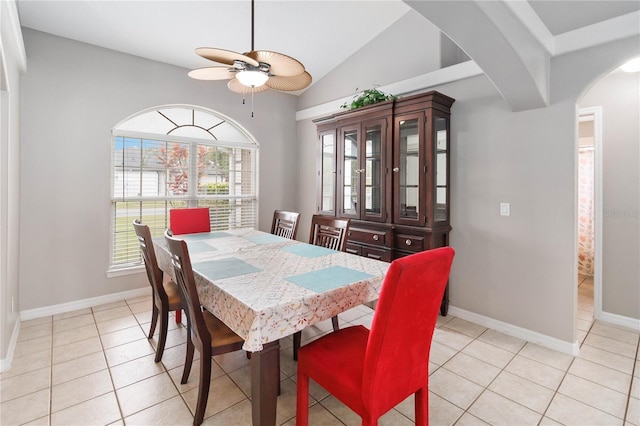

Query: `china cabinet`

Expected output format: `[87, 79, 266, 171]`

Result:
[314, 91, 454, 314]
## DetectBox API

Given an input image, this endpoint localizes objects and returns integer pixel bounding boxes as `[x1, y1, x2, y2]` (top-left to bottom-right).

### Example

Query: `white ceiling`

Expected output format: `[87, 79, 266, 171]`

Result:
[528, 0, 640, 35]
[16, 0, 640, 93]
[16, 0, 411, 87]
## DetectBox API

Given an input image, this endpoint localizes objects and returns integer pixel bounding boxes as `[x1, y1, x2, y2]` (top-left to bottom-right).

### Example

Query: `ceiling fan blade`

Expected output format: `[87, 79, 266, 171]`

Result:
[227, 78, 270, 94]
[245, 50, 305, 77]
[188, 66, 235, 80]
[195, 47, 259, 67]
[265, 72, 312, 92]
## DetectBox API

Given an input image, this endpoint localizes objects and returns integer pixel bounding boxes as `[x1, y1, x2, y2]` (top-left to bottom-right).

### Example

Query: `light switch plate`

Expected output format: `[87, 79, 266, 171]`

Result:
[500, 203, 510, 216]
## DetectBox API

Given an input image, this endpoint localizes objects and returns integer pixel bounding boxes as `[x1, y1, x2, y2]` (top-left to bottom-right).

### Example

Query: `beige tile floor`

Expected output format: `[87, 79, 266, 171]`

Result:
[1, 278, 638, 426]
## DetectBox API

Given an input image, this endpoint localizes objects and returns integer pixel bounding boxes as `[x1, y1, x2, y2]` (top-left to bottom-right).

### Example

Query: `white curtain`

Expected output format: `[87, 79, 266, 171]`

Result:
[578, 147, 595, 276]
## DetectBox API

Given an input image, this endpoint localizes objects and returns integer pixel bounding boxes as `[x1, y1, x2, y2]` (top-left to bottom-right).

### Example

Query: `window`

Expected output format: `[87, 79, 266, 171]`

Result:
[110, 106, 258, 272]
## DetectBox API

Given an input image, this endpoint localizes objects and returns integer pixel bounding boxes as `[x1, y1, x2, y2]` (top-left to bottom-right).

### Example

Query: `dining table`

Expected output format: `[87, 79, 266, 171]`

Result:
[152, 227, 389, 426]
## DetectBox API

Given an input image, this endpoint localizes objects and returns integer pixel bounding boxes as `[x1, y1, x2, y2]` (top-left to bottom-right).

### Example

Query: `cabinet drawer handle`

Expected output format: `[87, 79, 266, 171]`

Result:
[372, 235, 379, 241]
[393, 167, 400, 173]
[405, 239, 412, 246]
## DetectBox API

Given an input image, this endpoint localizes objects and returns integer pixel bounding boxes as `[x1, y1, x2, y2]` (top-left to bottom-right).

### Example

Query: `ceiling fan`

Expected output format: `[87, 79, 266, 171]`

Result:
[188, 0, 312, 96]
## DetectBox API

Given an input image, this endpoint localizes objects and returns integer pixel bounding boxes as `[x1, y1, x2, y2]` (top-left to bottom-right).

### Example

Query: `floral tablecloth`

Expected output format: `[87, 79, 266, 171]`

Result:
[153, 228, 389, 352]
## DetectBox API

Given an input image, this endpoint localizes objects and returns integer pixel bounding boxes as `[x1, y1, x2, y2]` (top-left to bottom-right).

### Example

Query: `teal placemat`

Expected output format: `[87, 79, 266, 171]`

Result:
[286, 266, 373, 293]
[281, 244, 337, 258]
[245, 234, 291, 244]
[195, 257, 261, 281]
[180, 231, 232, 242]
[187, 241, 217, 254]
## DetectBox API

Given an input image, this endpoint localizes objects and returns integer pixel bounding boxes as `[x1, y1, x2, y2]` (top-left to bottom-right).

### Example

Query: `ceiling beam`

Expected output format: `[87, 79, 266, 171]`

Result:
[405, 0, 549, 111]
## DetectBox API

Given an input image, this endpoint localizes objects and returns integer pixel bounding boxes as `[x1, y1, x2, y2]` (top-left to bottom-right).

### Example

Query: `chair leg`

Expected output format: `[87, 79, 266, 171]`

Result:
[331, 315, 339, 332]
[148, 303, 159, 339]
[415, 387, 428, 426]
[295, 370, 310, 426]
[194, 350, 212, 426]
[293, 331, 301, 361]
[154, 308, 169, 363]
[175, 309, 182, 324]
[181, 333, 195, 384]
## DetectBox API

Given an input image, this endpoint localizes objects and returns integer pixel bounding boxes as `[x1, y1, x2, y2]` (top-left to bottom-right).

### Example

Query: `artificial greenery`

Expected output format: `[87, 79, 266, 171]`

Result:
[340, 87, 396, 110]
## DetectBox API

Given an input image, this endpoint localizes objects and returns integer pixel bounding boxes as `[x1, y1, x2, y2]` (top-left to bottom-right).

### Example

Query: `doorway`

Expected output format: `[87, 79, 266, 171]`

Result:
[577, 107, 602, 342]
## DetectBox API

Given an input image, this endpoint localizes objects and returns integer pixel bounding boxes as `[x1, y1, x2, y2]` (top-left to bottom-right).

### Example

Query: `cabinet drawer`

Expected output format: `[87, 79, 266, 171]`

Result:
[345, 243, 362, 256]
[361, 246, 392, 262]
[348, 228, 389, 247]
[394, 234, 425, 253]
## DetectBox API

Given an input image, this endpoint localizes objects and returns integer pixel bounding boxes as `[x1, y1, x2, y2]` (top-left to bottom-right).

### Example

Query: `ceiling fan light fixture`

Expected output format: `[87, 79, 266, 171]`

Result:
[236, 70, 269, 87]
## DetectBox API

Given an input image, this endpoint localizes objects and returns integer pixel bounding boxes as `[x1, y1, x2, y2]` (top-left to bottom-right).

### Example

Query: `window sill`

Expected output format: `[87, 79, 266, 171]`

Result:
[106, 265, 145, 278]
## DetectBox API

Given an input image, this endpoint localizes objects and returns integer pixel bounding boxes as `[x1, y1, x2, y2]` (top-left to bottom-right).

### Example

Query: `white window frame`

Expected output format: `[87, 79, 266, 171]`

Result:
[108, 105, 259, 275]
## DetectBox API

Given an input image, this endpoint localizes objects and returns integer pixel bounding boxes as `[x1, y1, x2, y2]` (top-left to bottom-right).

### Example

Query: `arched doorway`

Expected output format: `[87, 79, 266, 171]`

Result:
[576, 60, 640, 337]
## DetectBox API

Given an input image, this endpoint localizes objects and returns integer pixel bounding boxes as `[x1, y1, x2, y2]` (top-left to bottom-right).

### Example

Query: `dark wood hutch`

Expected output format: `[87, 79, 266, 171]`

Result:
[313, 91, 454, 315]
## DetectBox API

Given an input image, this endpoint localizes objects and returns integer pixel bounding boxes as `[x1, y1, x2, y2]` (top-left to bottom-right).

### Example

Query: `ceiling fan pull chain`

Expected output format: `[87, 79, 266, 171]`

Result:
[251, 89, 255, 118]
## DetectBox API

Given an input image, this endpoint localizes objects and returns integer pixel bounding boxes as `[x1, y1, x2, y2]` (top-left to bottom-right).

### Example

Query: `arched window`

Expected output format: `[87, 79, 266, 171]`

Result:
[109, 105, 258, 272]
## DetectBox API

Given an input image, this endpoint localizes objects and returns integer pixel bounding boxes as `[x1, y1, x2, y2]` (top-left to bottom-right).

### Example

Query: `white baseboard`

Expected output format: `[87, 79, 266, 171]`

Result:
[20, 287, 151, 321]
[448, 305, 581, 356]
[597, 310, 640, 331]
[2, 288, 150, 373]
[0, 319, 21, 373]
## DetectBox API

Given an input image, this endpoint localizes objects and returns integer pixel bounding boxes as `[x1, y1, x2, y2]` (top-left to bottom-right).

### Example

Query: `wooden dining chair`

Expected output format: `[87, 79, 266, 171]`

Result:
[169, 207, 211, 235]
[271, 210, 300, 240]
[292, 215, 350, 360]
[132, 219, 184, 362]
[296, 247, 455, 426]
[308, 215, 350, 251]
[164, 230, 245, 426]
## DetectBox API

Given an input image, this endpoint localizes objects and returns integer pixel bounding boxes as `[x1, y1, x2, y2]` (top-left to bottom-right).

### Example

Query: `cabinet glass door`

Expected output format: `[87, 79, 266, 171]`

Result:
[341, 128, 359, 217]
[318, 131, 335, 215]
[396, 116, 423, 225]
[434, 116, 449, 222]
[363, 123, 383, 219]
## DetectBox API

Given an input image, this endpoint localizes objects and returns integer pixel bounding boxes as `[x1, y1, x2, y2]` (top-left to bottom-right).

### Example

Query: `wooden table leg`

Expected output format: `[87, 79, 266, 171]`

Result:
[251, 340, 280, 426]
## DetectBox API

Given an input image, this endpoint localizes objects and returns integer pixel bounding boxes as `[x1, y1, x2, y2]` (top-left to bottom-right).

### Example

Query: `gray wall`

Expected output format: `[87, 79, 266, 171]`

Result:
[297, 75, 578, 342]
[19, 29, 299, 311]
[580, 70, 640, 319]
[296, 28, 639, 344]
[298, 10, 443, 110]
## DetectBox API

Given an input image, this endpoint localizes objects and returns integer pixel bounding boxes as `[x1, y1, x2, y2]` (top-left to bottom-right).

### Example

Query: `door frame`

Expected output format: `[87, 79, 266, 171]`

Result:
[578, 106, 602, 321]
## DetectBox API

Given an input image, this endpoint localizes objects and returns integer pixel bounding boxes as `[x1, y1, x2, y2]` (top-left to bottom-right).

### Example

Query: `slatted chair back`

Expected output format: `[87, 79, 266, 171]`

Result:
[133, 219, 164, 299]
[308, 215, 350, 251]
[271, 210, 300, 240]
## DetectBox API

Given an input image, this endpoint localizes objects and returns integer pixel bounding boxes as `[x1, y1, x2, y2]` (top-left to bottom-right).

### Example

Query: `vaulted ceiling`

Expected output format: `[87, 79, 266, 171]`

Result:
[16, 0, 640, 111]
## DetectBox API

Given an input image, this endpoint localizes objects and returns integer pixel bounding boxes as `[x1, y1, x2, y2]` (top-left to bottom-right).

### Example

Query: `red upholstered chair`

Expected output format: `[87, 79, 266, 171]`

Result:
[132, 220, 184, 361]
[169, 207, 211, 235]
[296, 247, 455, 426]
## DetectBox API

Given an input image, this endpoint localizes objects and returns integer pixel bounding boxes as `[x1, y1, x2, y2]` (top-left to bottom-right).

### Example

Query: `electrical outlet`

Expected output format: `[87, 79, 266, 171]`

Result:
[500, 203, 510, 216]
